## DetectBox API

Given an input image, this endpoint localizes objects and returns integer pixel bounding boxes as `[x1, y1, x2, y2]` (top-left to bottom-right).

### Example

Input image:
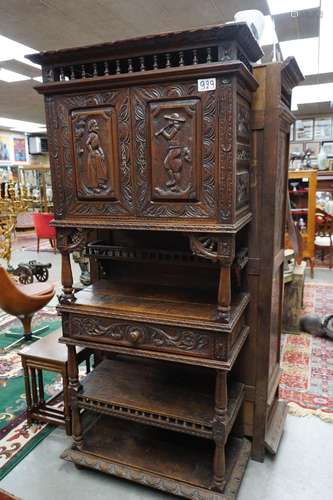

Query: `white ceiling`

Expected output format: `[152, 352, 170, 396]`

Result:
[0, 0, 269, 126]
[0, 0, 328, 126]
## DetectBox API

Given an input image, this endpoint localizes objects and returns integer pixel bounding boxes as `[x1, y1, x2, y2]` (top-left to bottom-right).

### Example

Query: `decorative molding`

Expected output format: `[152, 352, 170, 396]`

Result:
[70, 316, 211, 355]
[56, 227, 89, 254]
[219, 79, 234, 223]
[189, 234, 235, 264]
[61, 438, 252, 500]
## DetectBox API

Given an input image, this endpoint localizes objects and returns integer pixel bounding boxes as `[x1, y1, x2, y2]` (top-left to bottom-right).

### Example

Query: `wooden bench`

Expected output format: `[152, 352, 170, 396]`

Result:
[19, 331, 90, 435]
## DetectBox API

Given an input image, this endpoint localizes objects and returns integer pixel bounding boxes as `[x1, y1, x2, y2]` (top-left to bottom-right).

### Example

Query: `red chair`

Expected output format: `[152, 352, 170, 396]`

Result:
[32, 213, 56, 252]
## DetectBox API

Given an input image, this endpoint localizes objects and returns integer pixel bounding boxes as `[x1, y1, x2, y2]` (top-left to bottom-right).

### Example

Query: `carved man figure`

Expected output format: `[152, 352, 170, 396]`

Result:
[85, 119, 108, 193]
[155, 112, 185, 141]
[155, 113, 191, 193]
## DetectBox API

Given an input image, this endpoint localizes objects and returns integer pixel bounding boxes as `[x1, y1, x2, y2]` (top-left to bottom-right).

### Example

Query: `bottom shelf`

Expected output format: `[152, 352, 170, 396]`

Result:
[62, 415, 251, 499]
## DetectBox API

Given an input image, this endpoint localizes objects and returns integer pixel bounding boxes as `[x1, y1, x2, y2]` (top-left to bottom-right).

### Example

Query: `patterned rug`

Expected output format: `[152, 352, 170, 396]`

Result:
[280, 281, 333, 421]
[0, 309, 62, 480]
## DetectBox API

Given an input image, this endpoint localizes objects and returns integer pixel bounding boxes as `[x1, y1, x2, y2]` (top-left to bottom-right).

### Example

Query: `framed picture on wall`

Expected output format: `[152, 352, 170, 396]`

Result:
[13, 137, 27, 162]
[323, 141, 333, 157]
[305, 142, 320, 156]
[0, 135, 11, 162]
[295, 119, 313, 141]
[289, 143, 304, 155]
[314, 117, 332, 140]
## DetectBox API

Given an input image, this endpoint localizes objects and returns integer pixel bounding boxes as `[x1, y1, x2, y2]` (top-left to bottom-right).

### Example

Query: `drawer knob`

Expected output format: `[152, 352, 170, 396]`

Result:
[128, 329, 142, 343]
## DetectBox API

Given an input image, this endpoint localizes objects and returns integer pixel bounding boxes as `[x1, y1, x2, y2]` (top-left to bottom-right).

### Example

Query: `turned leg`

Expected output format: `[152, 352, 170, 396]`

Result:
[61, 252, 76, 303]
[67, 345, 83, 448]
[63, 367, 71, 436]
[22, 359, 33, 425]
[217, 265, 231, 321]
[212, 371, 227, 492]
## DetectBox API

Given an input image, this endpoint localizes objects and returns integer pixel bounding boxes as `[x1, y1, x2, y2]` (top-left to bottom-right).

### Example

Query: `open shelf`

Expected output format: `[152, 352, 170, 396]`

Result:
[77, 357, 244, 439]
[60, 279, 249, 331]
[62, 414, 251, 498]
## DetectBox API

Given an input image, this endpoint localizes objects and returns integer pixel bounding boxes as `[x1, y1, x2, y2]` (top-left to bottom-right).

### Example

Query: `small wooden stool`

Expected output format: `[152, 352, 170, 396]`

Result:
[19, 330, 90, 435]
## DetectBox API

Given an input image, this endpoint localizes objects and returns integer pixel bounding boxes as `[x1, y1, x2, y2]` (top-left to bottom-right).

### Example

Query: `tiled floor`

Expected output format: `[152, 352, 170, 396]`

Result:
[1, 239, 333, 500]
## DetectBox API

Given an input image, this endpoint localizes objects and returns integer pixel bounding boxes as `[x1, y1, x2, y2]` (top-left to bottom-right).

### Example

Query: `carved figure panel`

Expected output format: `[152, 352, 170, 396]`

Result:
[133, 82, 217, 218]
[149, 99, 200, 201]
[71, 107, 118, 200]
[236, 171, 250, 212]
[45, 90, 134, 218]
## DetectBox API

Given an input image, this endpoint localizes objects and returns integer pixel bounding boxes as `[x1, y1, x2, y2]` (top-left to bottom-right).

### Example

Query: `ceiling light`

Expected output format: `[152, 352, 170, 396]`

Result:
[0, 117, 45, 133]
[291, 82, 333, 110]
[280, 38, 319, 75]
[319, 0, 333, 73]
[0, 34, 40, 69]
[267, 0, 320, 15]
[0, 68, 31, 82]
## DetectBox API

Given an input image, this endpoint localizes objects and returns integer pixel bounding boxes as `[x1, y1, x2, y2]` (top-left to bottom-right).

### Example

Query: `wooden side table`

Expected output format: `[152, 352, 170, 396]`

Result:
[19, 330, 90, 435]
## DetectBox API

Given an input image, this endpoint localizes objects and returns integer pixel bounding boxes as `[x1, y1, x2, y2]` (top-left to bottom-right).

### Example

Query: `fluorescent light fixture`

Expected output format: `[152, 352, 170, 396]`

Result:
[0, 117, 45, 133]
[319, 0, 333, 73]
[0, 68, 30, 82]
[267, 0, 319, 15]
[0, 34, 40, 69]
[260, 16, 278, 46]
[33, 76, 43, 82]
[280, 38, 319, 75]
[291, 82, 333, 110]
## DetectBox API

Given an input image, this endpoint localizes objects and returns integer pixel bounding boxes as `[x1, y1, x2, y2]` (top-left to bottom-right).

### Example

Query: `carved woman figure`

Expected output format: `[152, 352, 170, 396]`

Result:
[85, 119, 108, 193]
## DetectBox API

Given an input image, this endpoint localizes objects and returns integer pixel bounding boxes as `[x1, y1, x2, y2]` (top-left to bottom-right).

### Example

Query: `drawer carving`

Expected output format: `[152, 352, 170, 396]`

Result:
[69, 316, 211, 356]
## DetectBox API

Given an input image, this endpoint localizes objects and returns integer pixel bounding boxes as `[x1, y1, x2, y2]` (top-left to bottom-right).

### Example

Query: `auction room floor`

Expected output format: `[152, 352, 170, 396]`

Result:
[1, 244, 333, 500]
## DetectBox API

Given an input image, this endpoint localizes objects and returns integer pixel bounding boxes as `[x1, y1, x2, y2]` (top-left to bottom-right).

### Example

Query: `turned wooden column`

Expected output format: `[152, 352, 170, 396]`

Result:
[56, 227, 89, 304]
[67, 344, 83, 449]
[217, 265, 231, 320]
[212, 370, 228, 492]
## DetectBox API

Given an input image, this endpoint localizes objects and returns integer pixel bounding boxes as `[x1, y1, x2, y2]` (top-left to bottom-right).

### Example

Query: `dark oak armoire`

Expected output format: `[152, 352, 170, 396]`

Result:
[29, 23, 302, 499]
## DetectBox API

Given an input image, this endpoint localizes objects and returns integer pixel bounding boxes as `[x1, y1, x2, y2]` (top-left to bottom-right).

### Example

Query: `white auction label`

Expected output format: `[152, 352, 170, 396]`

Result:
[197, 78, 216, 92]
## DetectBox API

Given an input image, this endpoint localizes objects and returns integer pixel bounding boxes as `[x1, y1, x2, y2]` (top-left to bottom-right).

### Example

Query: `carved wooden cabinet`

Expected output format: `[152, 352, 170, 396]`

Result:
[29, 24, 301, 499]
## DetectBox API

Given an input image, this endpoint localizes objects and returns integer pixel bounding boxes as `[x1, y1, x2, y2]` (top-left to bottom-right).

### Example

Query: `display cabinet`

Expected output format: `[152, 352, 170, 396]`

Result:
[288, 169, 317, 276]
[29, 23, 301, 499]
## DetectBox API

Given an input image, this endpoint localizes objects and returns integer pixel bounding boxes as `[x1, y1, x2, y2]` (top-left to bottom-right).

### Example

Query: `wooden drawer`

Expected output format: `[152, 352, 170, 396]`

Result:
[63, 313, 246, 363]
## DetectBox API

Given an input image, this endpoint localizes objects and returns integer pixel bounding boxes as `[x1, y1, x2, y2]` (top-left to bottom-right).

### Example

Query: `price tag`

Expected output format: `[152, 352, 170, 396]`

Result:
[197, 78, 216, 92]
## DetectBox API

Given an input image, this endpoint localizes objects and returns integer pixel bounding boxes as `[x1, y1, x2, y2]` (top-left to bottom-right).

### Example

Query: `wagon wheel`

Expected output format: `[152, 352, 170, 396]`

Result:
[35, 267, 49, 282]
[19, 270, 33, 284]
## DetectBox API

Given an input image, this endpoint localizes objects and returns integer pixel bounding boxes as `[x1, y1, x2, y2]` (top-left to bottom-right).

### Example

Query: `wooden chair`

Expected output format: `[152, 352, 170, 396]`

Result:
[0, 266, 55, 350]
[315, 208, 333, 269]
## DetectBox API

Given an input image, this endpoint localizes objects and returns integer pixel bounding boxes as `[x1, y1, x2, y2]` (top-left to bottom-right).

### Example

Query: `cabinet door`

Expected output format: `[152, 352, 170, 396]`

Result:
[46, 89, 134, 219]
[131, 82, 218, 219]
